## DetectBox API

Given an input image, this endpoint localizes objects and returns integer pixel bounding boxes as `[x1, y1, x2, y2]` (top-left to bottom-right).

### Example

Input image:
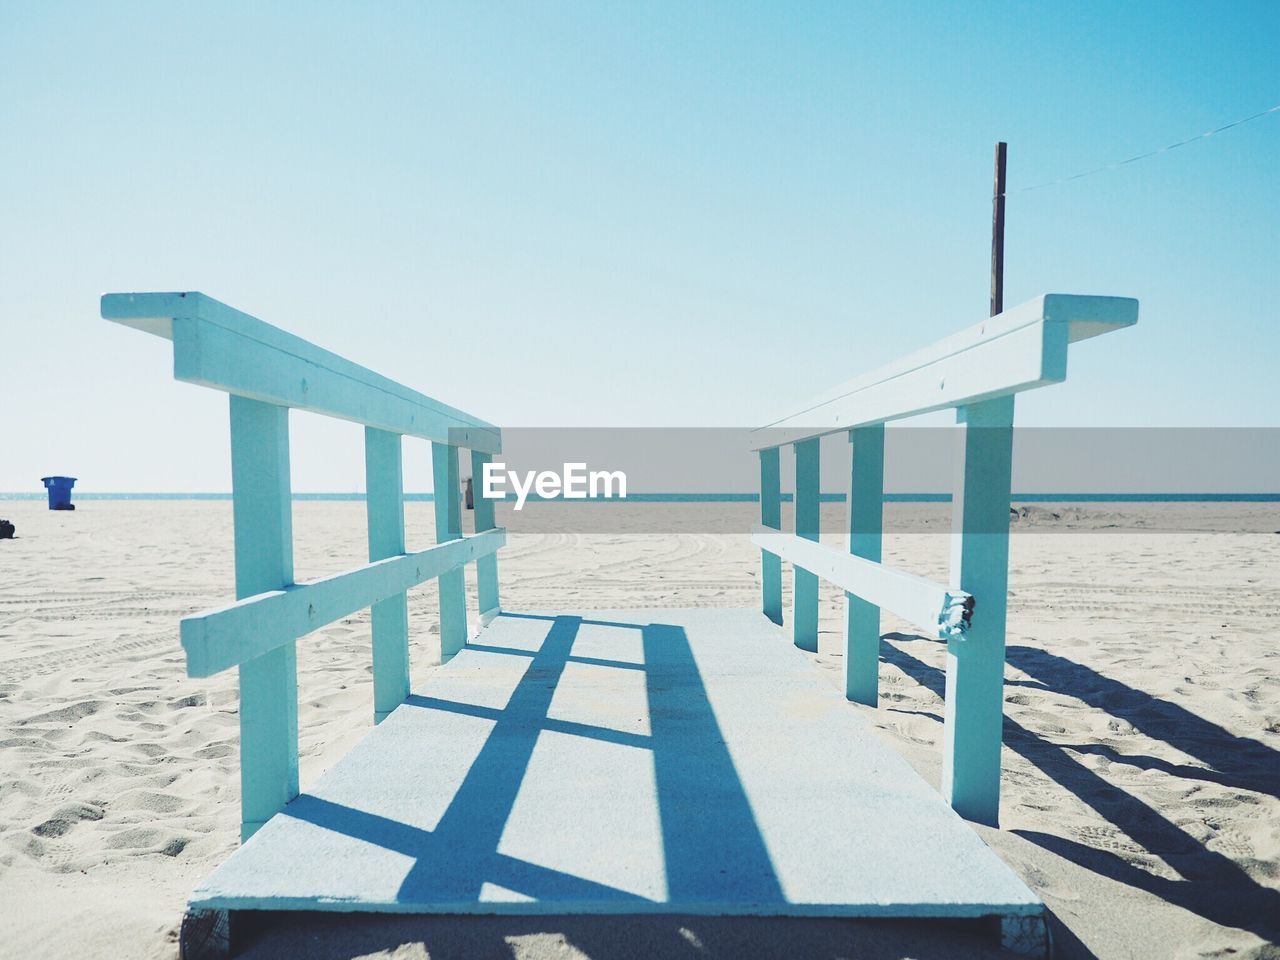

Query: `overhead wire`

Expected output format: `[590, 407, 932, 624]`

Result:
[1005, 103, 1280, 196]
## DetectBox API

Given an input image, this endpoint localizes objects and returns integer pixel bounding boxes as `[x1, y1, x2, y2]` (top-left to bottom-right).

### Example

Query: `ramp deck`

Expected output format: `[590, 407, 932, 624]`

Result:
[192, 608, 1040, 929]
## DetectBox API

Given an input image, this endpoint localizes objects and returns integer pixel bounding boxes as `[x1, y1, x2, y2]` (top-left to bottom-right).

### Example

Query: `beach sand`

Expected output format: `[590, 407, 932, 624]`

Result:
[0, 500, 1276, 959]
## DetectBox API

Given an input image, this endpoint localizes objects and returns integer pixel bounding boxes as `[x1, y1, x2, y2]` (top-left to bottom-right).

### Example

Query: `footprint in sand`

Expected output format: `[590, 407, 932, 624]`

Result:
[18, 700, 105, 726]
[31, 801, 105, 838]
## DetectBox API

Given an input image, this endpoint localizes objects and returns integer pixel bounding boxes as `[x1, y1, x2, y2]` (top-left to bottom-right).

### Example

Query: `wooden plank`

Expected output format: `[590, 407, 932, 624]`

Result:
[758, 448, 782, 625]
[792, 439, 820, 652]
[365, 428, 410, 724]
[101, 292, 501, 454]
[942, 396, 1015, 827]
[433, 442, 468, 661]
[229, 396, 299, 842]
[844, 425, 884, 705]
[181, 529, 506, 679]
[752, 527, 972, 643]
[470, 449, 501, 624]
[749, 294, 1137, 448]
[190, 608, 1044, 927]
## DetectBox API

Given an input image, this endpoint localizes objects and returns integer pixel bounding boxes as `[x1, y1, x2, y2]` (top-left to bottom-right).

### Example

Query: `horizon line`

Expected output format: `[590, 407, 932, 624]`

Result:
[1, 492, 1277, 503]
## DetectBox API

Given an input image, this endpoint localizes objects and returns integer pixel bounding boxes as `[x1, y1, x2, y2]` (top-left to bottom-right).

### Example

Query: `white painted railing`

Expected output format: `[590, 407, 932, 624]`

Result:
[750, 293, 1138, 826]
[103, 291, 504, 840]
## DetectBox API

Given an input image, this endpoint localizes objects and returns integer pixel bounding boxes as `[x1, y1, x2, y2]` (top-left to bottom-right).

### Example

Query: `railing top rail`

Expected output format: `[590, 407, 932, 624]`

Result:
[102, 291, 501, 453]
[750, 293, 1137, 449]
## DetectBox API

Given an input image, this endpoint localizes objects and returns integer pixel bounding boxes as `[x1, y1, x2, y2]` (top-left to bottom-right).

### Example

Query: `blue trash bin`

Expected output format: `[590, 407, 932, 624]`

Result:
[41, 476, 77, 511]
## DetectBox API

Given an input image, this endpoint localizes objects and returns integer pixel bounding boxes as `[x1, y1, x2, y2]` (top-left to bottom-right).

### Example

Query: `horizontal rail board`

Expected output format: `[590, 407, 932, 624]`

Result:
[102, 292, 501, 453]
[182, 528, 506, 677]
[750, 294, 1137, 448]
[751, 526, 972, 640]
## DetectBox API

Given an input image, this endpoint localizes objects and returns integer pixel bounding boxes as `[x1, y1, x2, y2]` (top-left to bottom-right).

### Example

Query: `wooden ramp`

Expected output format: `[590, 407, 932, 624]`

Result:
[191, 609, 1044, 951]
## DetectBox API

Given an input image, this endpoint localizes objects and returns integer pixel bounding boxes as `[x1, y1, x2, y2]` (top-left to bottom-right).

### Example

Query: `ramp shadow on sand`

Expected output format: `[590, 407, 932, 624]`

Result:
[879, 635, 1280, 944]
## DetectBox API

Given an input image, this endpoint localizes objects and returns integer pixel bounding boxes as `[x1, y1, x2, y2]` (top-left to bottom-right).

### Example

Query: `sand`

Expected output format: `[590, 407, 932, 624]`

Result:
[0, 500, 1277, 959]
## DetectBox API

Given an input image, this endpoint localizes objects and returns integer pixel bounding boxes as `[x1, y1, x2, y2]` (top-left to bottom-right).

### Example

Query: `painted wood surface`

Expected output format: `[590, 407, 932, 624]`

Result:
[470, 449, 501, 625]
[751, 526, 971, 643]
[107, 285, 1130, 845]
[791, 439, 820, 652]
[750, 294, 1137, 448]
[229, 396, 299, 842]
[101, 292, 500, 453]
[758, 448, 782, 625]
[433, 442, 467, 660]
[751, 293, 1135, 825]
[365, 428, 410, 724]
[844, 425, 885, 705]
[104, 292, 508, 842]
[181, 529, 506, 678]
[942, 396, 1015, 827]
[188, 608, 1043, 935]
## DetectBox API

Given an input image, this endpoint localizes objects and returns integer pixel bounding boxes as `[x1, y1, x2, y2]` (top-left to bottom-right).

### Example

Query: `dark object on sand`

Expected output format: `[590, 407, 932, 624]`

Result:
[40, 475, 77, 510]
[465, 476, 474, 510]
[0, 519, 14, 539]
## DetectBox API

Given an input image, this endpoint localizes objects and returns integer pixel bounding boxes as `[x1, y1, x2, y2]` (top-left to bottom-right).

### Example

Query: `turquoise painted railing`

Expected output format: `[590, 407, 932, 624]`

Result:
[103, 292, 505, 840]
[749, 293, 1138, 827]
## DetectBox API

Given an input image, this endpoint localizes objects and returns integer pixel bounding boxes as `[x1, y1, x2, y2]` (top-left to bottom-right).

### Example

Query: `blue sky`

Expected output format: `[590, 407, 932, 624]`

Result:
[1, 1, 1276, 491]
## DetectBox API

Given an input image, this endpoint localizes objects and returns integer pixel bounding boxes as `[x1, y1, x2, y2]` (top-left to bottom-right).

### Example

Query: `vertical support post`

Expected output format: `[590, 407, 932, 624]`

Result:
[229, 396, 298, 842]
[942, 394, 1015, 826]
[432, 441, 467, 660]
[759, 447, 782, 625]
[792, 438, 820, 652]
[844, 424, 884, 704]
[470, 449, 500, 625]
[365, 427, 409, 723]
[991, 141, 1007, 317]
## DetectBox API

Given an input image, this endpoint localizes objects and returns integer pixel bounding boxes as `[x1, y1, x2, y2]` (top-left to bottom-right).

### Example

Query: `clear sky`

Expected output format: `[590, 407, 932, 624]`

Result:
[1, 1, 1276, 492]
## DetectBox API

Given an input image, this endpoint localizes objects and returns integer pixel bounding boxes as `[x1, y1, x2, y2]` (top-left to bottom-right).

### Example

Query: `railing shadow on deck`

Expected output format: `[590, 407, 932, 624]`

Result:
[877, 634, 1280, 945]
[243, 617, 1025, 957]
[282, 612, 784, 908]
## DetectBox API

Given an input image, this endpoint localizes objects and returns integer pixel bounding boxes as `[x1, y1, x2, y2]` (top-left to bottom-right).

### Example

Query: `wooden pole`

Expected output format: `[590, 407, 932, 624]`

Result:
[365, 427, 410, 723]
[943, 141, 1015, 825]
[843, 424, 884, 706]
[990, 141, 1007, 317]
[759, 448, 782, 625]
[433, 442, 468, 660]
[230, 396, 298, 841]
[470, 450, 501, 625]
[942, 394, 1014, 826]
[792, 438, 820, 652]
